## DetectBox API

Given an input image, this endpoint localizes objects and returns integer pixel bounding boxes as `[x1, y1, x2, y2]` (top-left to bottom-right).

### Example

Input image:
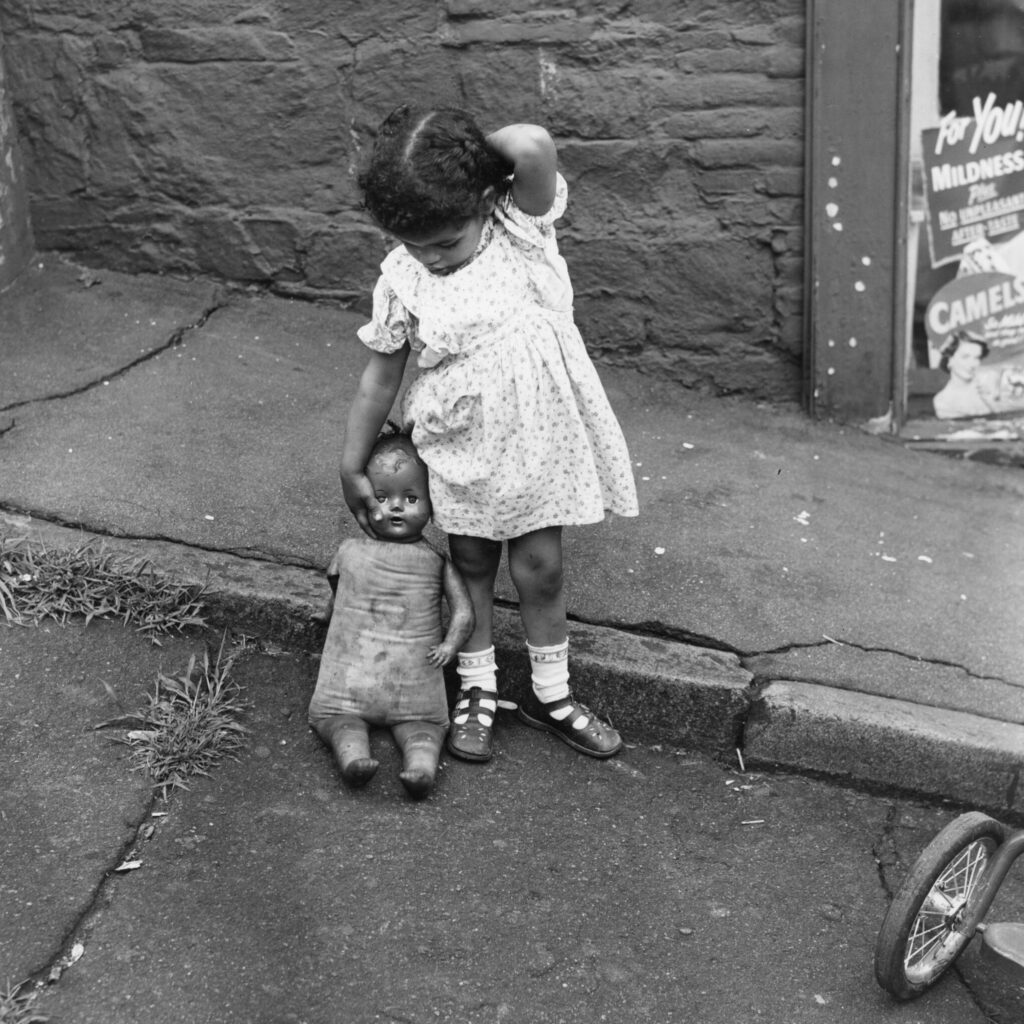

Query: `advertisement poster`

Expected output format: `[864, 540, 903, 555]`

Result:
[919, 94, 1024, 423]
[921, 102, 1024, 267]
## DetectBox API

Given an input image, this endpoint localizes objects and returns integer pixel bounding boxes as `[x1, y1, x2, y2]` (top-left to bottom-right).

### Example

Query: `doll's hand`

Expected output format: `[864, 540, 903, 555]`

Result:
[427, 642, 457, 668]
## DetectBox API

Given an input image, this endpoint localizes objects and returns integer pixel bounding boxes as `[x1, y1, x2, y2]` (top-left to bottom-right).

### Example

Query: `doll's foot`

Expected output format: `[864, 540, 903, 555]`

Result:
[517, 693, 622, 758]
[446, 687, 497, 762]
[399, 768, 435, 800]
[341, 757, 379, 786]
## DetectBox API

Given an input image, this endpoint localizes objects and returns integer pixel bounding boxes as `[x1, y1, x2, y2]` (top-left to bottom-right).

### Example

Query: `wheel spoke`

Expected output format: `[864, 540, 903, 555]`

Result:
[939, 843, 987, 897]
[907, 917, 950, 964]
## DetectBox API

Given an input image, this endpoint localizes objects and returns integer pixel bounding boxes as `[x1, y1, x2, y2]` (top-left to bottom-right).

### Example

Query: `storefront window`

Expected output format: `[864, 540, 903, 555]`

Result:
[906, 0, 1024, 438]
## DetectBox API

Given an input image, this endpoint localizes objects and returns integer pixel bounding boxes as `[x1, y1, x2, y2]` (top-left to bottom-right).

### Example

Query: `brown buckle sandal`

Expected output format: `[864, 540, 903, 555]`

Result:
[446, 687, 498, 762]
[517, 693, 622, 758]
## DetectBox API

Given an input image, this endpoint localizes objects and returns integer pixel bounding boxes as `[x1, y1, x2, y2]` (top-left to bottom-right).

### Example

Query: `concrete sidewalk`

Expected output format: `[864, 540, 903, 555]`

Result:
[1, 255, 1023, 812]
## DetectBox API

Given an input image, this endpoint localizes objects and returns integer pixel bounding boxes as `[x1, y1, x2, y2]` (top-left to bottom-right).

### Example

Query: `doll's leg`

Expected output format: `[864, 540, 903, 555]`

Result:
[446, 534, 502, 762]
[311, 713, 378, 786]
[508, 527, 621, 758]
[392, 721, 446, 799]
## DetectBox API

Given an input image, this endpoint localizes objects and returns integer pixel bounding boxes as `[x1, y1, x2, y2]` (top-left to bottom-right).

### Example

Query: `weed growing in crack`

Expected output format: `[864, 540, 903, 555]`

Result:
[0, 537, 206, 639]
[99, 637, 249, 798]
[0, 980, 48, 1024]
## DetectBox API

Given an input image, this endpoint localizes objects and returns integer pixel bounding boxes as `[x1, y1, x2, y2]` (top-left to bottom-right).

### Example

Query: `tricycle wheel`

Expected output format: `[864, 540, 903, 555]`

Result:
[874, 811, 1008, 1000]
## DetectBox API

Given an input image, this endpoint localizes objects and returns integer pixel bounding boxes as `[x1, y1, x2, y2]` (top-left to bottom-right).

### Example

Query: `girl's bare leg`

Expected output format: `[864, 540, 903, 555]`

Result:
[311, 713, 378, 786]
[507, 526, 567, 645]
[446, 534, 503, 761]
[392, 721, 447, 799]
[509, 527, 621, 758]
[448, 534, 502, 651]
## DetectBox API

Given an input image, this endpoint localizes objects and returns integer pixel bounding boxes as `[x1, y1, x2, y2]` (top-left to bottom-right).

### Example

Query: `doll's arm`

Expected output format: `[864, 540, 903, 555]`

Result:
[427, 558, 476, 667]
[340, 344, 410, 538]
[486, 124, 557, 216]
[311, 571, 339, 625]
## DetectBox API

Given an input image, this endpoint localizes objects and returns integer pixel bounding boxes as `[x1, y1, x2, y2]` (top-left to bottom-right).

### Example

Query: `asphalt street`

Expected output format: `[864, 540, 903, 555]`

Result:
[3, 619, 1022, 1024]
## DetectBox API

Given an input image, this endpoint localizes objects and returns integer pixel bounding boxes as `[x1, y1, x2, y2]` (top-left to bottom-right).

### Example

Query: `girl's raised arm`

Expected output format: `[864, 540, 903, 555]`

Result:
[340, 344, 410, 537]
[486, 123, 557, 216]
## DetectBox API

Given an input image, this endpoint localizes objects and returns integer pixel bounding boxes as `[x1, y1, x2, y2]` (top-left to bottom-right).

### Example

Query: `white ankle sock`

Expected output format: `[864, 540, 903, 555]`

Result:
[527, 640, 572, 720]
[454, 647, 497, 726]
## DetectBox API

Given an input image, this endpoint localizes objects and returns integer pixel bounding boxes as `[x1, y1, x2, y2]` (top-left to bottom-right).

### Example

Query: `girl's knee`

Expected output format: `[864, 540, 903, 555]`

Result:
[508, 541, 564, 602]
[449, 535, 502, 581]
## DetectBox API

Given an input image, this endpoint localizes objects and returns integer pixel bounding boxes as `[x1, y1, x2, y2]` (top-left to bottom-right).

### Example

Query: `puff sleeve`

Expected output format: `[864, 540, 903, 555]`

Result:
[495, 173, 569, 249]
[356, 276, 414, 353]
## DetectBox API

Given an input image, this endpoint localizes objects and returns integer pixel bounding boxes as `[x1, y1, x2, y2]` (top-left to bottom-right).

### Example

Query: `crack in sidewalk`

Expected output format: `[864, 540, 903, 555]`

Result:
[740, 635, 1018, 689]
[0, 507, 324, 572]
[589, 617, 1015, 695]
[0, 298, 228, 416]
[872, 802, 902, 902]
[22, 795, 162, 995]
[598, 618, 742, 656]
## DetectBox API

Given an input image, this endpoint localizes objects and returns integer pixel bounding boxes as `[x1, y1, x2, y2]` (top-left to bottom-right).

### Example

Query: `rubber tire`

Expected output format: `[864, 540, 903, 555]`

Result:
[874, 811, 1009, 1000]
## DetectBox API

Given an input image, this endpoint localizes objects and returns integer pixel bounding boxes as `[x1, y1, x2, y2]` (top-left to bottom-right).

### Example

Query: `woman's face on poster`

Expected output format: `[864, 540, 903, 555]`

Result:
[948, 339, 985, 380]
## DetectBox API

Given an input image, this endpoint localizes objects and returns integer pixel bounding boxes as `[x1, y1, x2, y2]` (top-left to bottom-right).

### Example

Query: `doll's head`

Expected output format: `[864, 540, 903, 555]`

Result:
[358, 104, 511, 238]
[365, 431, 431, 543]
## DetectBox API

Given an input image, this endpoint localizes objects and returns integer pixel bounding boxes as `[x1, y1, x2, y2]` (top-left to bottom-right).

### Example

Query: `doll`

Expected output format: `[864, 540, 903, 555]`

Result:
[308, 431, 474, 798]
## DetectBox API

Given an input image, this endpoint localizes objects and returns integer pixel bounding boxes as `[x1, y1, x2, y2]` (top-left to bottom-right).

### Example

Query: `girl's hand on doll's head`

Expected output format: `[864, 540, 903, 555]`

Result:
[341, 469, 385, 540]
[427, 642, 457, 668]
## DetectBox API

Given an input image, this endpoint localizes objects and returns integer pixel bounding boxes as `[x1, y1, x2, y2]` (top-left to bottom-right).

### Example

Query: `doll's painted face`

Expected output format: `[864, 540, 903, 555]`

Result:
[366, 448, 431, 543]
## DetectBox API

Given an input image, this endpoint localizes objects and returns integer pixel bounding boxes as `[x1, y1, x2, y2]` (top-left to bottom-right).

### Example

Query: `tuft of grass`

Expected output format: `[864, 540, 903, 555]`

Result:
[103, 637, 249, 798]
[0, 981, 48, 1024]
[0, 536, 206, 638]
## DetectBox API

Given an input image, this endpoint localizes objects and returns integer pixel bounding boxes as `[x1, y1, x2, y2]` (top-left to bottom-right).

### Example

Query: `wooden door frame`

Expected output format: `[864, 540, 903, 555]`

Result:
[804, 0, 915, 427]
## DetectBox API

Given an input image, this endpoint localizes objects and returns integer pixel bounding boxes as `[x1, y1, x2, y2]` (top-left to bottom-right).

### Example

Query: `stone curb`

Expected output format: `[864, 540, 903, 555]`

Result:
[0, 512, 752, 757]
[744, 681, 1024, 815]
[4, 511, 1022, 814]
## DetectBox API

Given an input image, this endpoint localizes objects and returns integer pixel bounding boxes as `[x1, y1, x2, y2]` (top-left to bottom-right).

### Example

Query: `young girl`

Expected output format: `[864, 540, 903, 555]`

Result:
[309, 429, 474, 798]
[341, 104, 639, 763]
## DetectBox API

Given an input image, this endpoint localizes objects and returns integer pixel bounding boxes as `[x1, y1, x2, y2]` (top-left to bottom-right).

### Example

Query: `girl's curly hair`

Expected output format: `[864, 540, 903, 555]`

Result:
[358, 105, 512, 236]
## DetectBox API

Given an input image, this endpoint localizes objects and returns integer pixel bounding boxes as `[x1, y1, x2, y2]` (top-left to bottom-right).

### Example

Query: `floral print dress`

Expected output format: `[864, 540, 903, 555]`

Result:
[357, 175, 639, 541]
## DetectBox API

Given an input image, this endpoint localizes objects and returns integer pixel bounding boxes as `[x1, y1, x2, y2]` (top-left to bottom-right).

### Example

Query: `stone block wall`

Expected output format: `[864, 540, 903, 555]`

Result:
[0, 0, 806, 400]
[0, 26, 33, 291]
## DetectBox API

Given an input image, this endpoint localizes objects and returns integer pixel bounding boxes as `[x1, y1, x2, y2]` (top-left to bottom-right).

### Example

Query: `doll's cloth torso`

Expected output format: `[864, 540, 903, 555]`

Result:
[308, 537, 449, 728]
